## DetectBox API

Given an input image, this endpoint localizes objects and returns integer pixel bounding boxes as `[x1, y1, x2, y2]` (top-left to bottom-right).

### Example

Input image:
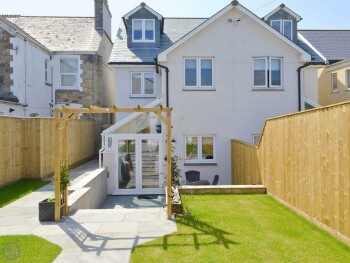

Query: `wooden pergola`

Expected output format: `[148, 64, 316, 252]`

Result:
[53, 105, 173, 222]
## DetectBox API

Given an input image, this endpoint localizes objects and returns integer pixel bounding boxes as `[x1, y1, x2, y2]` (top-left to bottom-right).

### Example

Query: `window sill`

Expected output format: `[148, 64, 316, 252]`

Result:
[45, 82, 52, 87]
[132, 40, 156, 43]
[184, 162, 217, 166]
[345, 89, 350, 92]
[56, 88, 81, 92]
[331, 90, 339, 94]
[252, 87, 284, 91]
[130, 95, 156, 98]
[183, 88, 216, 91]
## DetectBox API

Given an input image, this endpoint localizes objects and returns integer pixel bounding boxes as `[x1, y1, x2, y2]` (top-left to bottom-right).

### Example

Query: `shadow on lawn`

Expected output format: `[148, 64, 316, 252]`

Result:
[137, 214, 238, 251]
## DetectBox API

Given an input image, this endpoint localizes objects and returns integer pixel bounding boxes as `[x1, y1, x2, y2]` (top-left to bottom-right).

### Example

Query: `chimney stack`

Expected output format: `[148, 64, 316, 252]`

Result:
[95, 0, 112, 39]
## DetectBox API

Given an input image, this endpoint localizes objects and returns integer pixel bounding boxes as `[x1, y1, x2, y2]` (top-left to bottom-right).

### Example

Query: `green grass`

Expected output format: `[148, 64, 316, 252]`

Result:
[131, 195, 350, 263]
[0, 181, 49, 208]
[0, 235, 61, 262]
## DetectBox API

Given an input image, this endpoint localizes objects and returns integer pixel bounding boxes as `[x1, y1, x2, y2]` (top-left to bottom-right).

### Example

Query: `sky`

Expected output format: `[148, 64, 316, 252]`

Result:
[1, 0, 349, 39]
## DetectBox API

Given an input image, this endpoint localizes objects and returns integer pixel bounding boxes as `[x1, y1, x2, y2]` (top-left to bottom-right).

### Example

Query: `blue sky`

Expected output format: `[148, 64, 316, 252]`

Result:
[2, 0, 349, 39]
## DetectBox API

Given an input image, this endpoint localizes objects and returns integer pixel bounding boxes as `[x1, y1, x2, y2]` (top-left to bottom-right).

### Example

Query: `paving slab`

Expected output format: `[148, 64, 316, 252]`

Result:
[0, 160, 177, 263]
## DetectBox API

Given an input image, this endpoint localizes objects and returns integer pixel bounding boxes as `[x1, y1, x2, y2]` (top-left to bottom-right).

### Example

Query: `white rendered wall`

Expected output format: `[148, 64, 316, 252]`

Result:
[163, 7, 304, 185]
[303, 66, 320, 104]
[9, 37, 52, 117]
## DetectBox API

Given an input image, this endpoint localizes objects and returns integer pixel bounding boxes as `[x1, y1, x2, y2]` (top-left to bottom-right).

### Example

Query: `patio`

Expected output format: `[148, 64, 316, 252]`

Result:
[0, 161, 176, 262]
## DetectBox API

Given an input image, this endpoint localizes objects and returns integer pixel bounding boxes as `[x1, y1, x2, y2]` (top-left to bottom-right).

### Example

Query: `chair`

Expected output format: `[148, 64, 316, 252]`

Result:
[185, 170, 200, 183]
[212, 175, 219, 185]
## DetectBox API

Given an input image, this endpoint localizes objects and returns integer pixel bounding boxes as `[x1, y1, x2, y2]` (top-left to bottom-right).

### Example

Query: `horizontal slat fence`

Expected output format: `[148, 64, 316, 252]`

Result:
[0, 117, 95, 187]
[232, 102, 350, 245]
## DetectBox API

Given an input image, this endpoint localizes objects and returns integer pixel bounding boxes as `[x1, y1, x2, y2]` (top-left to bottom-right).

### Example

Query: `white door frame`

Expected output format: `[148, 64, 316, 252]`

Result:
[113, 134, 164, 195]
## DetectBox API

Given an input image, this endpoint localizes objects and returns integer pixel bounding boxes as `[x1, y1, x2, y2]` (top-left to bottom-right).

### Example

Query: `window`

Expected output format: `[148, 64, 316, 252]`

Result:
[253, 134, 261, 145]
[45, 60, 49, 83]
[253, 57, 283, 89]
[347, 70, 350, 90]
[132, 19, 155, 42]
[331, 73, 338, 92]
[185, 136, 216, 163]
[184, 58, 214, 89]
[270, 20, 293, 40]
[131, 72, 155, 96]
[60, 59, 78, 88]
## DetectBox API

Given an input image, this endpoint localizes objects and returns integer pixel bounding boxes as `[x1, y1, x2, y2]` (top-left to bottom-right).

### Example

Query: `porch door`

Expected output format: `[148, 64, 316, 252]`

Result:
[115, 135, 163, 195]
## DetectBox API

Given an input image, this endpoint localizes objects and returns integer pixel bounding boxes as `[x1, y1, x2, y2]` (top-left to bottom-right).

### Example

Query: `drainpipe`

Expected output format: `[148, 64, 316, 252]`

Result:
[297, 63, 311, 111]
[23, 38, 28, 116]
[154, 58, 170, 107]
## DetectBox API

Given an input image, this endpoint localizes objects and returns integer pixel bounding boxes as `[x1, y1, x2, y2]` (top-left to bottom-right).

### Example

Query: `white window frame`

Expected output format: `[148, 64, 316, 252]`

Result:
[253, 57, 283, 90]
[269, 57, 283, 88]
[132, 19, 155, 43]
[270, 19, 293, 40]
[45, 60, 49, 84]
[253, 57, 268, 88]
[184, 135, 216, 164]
[331, 73, 338, 93]
[283, 20, 293, 40]
[60, 59, 79, 89]
[130, 72, 155, 97]
[346, 70, 350, 90]
[183, 58, 214, 90]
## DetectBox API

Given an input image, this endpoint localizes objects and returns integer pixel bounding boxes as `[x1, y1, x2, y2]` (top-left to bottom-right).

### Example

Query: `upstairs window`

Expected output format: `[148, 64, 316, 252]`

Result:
[253, 57, 283, 89]
[132, 19, 155, 42]
[184, 58, 214, 89]
[60, 59, 78, 89]
[347, 70, 350, 90]
[331, 73, 338, 92]
[131, 72, 155, 97]
[270, 20, 293, 40]
[45, 60, 52, 84]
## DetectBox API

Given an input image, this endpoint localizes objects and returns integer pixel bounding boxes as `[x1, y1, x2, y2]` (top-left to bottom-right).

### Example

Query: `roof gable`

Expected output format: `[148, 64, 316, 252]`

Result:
[124, 3, 163, 20]
[263, 4, 302, 22]
[158, 2, 311, 62]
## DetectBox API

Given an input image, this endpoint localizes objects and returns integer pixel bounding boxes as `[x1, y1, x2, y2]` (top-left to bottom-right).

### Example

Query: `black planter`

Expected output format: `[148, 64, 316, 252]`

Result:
[39, 199, 63, 221]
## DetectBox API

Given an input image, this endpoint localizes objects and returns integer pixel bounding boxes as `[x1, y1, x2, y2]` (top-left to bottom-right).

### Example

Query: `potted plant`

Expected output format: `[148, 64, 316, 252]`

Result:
[39, 162, 70, 221]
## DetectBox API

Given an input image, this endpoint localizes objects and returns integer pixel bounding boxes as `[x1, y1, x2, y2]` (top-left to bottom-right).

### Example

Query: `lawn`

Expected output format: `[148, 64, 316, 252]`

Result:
[0, 181, 49, 208]
[131, 195, 350, 263]
[0, 235, 61, 262]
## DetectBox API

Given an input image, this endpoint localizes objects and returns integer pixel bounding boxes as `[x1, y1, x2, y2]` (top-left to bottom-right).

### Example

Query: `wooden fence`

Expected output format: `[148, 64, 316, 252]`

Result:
[0, 116, 95, 187]
[232, 101, 350, 245]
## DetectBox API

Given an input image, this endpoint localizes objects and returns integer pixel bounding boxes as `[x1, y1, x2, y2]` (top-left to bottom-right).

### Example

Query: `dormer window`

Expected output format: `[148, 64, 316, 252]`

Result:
[132, 19, 155, 42]
[270, 20, 293, 40]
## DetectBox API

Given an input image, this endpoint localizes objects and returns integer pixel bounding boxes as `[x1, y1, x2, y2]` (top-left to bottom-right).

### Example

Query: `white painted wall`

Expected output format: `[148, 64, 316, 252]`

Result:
[303, 66, 320, 104]
[163, 7, 304, 185]
[107, 7, 307, 187]
[113, 65, 162, 121]
[9, 36, 53, 117]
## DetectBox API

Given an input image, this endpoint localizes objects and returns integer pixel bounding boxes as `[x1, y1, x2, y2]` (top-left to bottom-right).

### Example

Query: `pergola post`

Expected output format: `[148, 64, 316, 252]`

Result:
[54, 110, 61, 222]
[166, 109, 172, 220]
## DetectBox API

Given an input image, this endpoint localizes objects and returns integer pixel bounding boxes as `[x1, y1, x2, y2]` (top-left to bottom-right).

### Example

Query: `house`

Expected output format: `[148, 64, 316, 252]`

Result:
[299, 30, 350, 107]
[101, 1, 317, 195]
[0, 0, 114, 150]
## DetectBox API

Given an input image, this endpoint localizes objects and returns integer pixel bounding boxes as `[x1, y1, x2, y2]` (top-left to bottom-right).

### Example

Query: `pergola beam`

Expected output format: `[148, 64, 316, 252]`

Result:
[53, 106, 173, 222]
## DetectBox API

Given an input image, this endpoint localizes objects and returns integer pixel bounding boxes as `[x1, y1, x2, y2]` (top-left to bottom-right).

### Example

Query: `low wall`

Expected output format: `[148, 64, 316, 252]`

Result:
[180, 185, 267, 195]
[68, 168, 107, 214]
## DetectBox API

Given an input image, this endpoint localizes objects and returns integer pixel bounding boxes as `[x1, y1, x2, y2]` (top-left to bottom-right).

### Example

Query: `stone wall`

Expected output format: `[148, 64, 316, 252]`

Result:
[55, 54, 108, 151]
[0, 28, 14, 100]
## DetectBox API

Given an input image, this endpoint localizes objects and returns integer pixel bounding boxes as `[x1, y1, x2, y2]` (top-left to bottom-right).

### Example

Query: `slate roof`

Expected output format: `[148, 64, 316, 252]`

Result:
[6, 16, 102, 53]
[298, 30, 350, 62]
[110, 18, 207, 63]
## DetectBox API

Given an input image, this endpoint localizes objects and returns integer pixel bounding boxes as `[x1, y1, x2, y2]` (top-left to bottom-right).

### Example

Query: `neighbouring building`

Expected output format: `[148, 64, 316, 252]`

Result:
[0, 0, 115, 150]
[299, 30, 350, 107]
[101, 1, 322, 195]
